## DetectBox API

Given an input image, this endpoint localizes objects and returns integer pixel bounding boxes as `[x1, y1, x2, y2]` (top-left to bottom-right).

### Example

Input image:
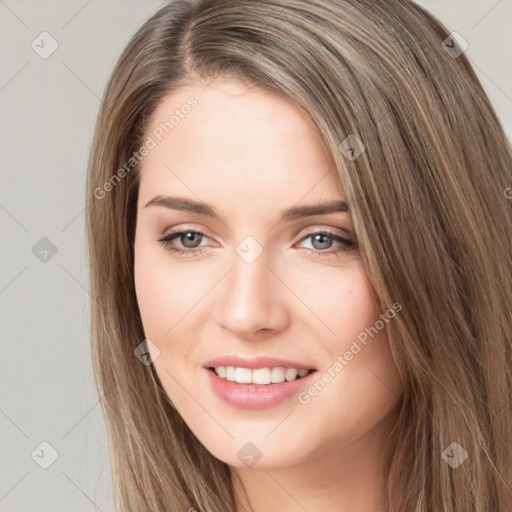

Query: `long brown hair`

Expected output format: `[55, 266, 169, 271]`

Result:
[86, 0, 512, 510]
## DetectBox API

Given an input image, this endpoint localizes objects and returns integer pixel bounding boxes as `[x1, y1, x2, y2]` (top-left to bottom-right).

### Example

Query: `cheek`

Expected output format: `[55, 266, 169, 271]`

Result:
[134, 252, 172, 340]
[312, 264, 381, 343]
[309, 267, 402, 420]
[328, 272, 397, 378]
[133, 240, 202, 340]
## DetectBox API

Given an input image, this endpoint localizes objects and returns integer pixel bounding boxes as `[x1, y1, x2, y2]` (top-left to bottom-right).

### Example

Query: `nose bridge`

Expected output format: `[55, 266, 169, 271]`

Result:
[215, 240, 288, 336]
[233, 247, 270, 303]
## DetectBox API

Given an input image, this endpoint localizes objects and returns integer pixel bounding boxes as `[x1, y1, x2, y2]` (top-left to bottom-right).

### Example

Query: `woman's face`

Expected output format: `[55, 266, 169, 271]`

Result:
[133, 78, 403, 470]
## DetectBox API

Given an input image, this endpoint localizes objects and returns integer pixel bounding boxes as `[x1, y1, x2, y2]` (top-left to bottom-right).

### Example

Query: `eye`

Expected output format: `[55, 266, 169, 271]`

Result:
[295, 230, 355, 257]
[158, 229, 211, 257]
[158, 228, 355, 258]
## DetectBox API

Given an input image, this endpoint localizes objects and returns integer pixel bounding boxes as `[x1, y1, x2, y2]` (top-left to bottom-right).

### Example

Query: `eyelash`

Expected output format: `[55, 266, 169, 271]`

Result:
[157, 229, 355, 258]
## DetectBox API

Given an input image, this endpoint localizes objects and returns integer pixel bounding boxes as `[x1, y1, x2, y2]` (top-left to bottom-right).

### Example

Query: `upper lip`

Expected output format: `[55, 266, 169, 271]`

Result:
[203, 355, 316, 370]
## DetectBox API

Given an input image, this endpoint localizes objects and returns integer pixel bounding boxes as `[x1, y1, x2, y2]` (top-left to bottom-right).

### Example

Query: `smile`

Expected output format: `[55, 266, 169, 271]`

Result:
[205, 367, 318, 410]
[209, 366, 314, 384]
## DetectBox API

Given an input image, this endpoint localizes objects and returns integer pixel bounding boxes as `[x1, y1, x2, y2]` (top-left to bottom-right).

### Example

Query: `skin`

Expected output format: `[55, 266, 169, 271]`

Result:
[133, 77, 404, 512]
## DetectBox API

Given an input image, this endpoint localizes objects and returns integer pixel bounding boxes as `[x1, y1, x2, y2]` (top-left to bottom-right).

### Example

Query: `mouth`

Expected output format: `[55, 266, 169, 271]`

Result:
[206, 366, 317, 385]
[204, 365, 318, 410]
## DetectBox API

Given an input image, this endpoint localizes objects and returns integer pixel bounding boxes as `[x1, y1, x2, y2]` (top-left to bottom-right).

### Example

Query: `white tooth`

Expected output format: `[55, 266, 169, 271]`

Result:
[215, 366, 308, 384]
[226, 366, 236, 381]
[271, 367, 286, 383]
[235, 367, 252, 384]
[252, 368, 272, 384]
[284, 368, 298, 381]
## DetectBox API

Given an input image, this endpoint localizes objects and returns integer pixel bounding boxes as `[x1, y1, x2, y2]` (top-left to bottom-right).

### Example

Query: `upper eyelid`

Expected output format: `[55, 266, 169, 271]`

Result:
[161, 224, 350, 237]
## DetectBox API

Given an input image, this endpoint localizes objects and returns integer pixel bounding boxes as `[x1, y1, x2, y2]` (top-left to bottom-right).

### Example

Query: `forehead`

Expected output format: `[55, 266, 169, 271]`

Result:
[138, 78, 344, 213]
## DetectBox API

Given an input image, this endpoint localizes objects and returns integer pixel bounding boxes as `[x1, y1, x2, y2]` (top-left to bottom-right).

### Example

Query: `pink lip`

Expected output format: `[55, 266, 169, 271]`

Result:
[203, 355, 315, 370]
[205, 368, 317, 410]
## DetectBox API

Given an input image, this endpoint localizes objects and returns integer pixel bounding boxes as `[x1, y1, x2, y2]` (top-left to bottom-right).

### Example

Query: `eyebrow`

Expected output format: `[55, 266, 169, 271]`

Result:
[144, 195, 349, 221]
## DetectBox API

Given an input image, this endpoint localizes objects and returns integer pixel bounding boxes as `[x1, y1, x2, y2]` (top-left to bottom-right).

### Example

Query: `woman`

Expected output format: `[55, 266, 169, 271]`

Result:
[86, 0, 512, 510]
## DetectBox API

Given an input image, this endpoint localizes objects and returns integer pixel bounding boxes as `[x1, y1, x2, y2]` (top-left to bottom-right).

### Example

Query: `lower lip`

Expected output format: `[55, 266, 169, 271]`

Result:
[205, 368, 317, 410]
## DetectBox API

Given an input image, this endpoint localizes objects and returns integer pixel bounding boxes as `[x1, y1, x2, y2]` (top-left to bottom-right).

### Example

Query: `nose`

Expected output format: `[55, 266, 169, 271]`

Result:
[214, 246, 290, 339]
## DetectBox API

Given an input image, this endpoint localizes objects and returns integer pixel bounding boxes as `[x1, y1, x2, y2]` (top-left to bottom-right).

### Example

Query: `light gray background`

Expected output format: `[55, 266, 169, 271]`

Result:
[1, 1, 511, 511]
